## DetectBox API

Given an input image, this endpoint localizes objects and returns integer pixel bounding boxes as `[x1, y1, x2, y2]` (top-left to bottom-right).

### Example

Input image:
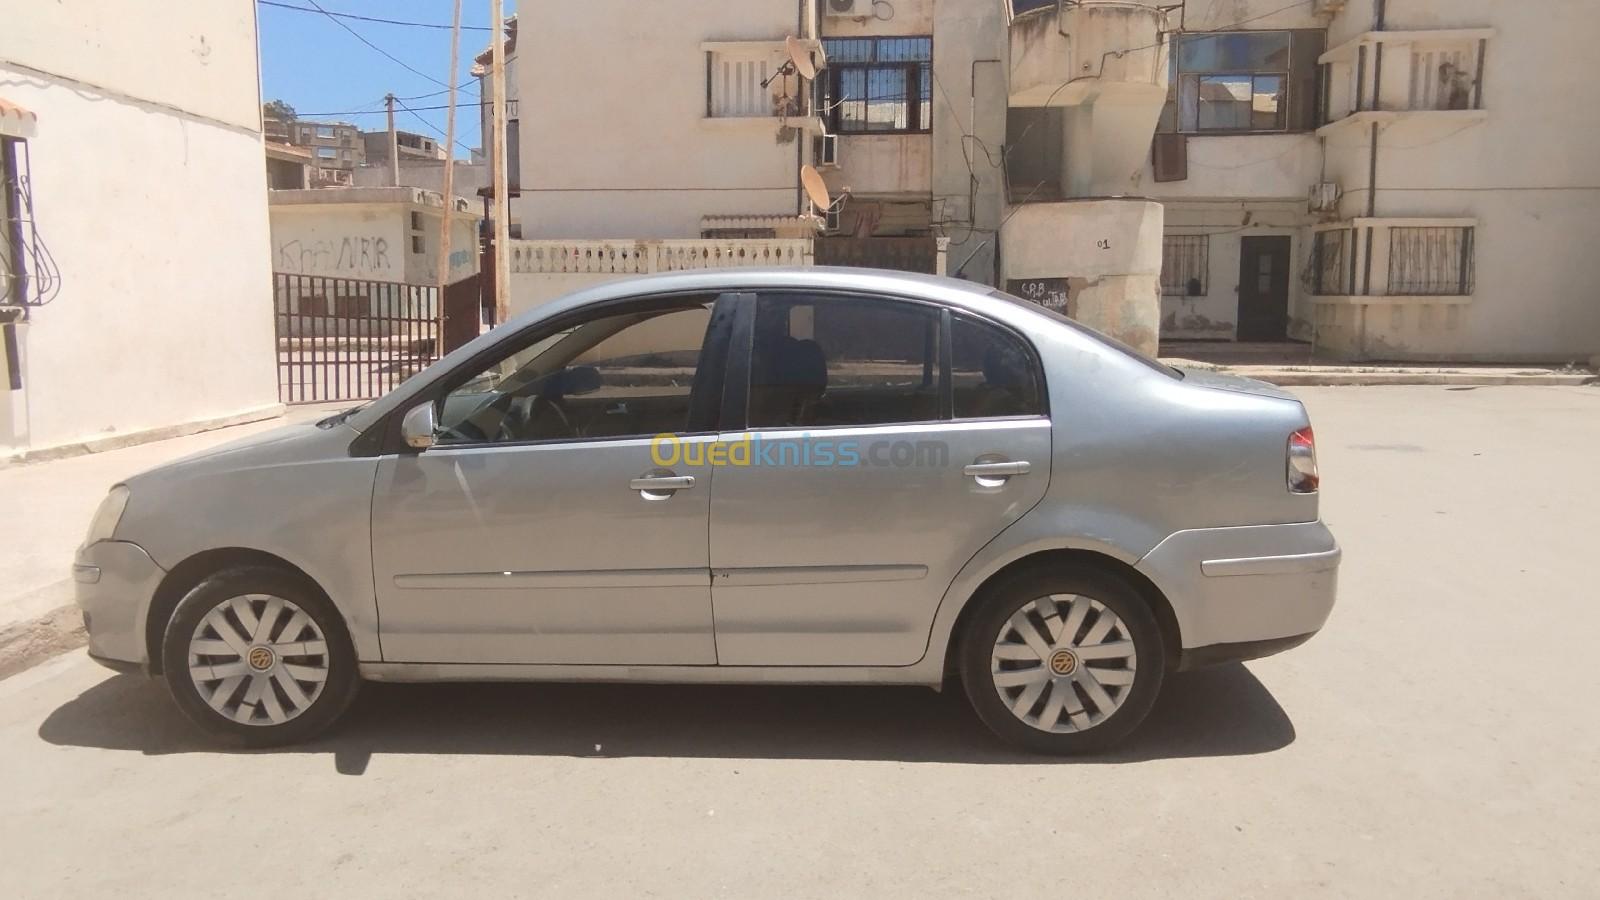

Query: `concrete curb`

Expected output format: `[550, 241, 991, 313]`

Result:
[1238, 372, 1595, 387]
[0, 604, 86, 681]
[1, 403, 287, 468]
[1164, 363, 1596, 388]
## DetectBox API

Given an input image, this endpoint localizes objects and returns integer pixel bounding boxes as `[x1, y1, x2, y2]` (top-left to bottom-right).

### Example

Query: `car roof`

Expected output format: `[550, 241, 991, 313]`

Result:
[509, 266, 1008, 328]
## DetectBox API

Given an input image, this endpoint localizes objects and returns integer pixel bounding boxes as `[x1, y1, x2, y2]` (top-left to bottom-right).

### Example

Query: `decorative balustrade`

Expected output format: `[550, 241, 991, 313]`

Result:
[507, 239, 814, 276]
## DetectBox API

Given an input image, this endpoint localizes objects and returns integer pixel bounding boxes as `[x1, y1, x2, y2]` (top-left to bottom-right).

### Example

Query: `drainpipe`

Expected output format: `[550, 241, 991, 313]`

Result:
[1368, 1, 1384, 219]
[796, 0, 808, 218]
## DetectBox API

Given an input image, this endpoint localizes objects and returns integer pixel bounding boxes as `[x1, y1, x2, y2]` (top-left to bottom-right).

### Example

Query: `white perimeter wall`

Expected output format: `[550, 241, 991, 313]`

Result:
[0, 0, 278, 456]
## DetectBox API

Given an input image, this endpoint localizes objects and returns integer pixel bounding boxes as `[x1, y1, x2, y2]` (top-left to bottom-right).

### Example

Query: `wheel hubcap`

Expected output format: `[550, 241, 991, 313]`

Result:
[187, 594, 330, 727]
[990, 594, 1138, 734]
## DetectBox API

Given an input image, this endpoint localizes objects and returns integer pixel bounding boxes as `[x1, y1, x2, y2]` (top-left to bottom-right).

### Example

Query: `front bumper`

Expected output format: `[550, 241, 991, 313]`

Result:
[1136, 521, 1340, 666]
[73, 540, 166, 674]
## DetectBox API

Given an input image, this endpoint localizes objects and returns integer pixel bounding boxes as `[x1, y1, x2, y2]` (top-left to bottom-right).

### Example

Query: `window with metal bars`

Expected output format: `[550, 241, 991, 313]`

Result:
[1311, 229, 1353, 296]
[821, 37, 932, 135]
[1388, 227, 1474, 296]
[1161, 235, 1209, 297]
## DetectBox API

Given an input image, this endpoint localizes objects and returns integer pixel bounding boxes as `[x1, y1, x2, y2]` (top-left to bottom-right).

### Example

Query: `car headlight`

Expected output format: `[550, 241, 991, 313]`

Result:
[84, 485, 131, 546]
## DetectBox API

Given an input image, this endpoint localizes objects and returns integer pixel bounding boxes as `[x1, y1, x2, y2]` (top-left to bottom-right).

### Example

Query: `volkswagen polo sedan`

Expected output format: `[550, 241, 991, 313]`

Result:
[75, 269, 1339, 754]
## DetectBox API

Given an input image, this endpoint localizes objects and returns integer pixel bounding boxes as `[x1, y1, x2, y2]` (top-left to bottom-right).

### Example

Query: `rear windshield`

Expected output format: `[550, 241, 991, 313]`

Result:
[989, 290, 1181, 379]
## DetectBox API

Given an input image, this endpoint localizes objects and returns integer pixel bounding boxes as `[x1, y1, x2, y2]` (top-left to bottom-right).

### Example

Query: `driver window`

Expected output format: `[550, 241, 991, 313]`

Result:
[435, 302, 713, 446]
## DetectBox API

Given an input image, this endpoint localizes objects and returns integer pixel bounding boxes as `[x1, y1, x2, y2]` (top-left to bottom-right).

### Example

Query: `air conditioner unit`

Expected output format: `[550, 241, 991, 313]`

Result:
[825, 0, 866, 18]
[1309, 182, 1341, 213]
[813, 132, 840, 168]
[1312, 0, 1348, 13]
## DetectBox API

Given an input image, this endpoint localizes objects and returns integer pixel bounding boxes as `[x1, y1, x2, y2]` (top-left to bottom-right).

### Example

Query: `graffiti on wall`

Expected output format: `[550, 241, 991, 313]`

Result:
[277, 236, 394, 277]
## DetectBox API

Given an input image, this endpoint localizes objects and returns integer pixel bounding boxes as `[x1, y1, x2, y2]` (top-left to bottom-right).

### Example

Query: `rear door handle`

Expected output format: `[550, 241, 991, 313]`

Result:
[964, 461, 1031, 478]
[630, 475, 696, 492]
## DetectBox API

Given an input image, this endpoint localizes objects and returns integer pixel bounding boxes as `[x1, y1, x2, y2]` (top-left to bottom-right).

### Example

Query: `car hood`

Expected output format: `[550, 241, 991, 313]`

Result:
[1174, 368, 1300, 403]
[128, 420, 357, 485]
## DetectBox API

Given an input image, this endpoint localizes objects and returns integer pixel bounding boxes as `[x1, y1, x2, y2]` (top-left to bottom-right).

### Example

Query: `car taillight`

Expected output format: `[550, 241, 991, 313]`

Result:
[1287, 426, 1319, 493]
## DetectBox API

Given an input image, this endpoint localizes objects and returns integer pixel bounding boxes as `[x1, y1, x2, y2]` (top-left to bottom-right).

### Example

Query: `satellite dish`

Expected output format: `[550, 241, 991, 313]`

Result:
[801, 165, 832, 212]
[786, 35, 818, 81]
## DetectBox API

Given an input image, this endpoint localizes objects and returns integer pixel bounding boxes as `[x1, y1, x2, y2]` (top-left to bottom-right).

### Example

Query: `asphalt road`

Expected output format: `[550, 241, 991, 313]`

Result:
[3, 385, 1597, 898]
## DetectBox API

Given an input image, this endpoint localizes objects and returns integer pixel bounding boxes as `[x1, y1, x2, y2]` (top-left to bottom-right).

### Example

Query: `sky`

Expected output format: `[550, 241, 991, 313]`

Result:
[257, 0, 517, 158]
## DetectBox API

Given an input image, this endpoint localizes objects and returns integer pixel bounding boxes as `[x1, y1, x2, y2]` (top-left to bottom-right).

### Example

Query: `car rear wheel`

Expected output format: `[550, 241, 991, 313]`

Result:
[960, 567, 1164, 754]
[161, 566, 359, 747]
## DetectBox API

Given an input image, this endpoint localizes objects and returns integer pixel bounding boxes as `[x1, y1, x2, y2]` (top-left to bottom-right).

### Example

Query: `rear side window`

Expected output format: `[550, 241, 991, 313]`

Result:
[749, 295, 940, 428]
[951, 313, 1044, 419]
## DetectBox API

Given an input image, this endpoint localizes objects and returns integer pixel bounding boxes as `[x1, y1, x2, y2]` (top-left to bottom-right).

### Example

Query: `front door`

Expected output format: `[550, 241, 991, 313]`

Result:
[1237, 235, 1292, 341]
[708, 292, 1052, 666]
[371, 297, 729, 664]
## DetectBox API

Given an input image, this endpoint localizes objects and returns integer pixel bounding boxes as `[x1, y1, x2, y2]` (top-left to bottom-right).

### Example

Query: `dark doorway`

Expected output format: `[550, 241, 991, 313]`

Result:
[1237, 236, 1292, 341]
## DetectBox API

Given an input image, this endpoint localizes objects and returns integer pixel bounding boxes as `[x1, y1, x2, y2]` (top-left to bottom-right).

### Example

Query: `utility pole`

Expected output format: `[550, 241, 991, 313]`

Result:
[384, 93, 399, 187]
[435, 0, 462, 343]
[489, 0, 511, 325]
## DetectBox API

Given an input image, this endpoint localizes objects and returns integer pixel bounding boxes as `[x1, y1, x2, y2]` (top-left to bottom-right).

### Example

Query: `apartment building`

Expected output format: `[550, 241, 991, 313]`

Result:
[500, 0, 1600, 363]
[504, 0, 1009, 321]
[1131, 0, 1600, 362]
[287, 118, 365, 186]
[362, 128, 446, 165]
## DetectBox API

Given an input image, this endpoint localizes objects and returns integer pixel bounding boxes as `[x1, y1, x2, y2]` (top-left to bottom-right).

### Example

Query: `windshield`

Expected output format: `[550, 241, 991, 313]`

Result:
[988, 289, 1182, 379]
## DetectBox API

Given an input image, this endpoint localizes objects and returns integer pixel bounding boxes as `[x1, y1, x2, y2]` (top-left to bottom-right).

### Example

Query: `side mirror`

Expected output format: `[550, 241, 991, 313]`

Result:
[400, 402, 437, 451]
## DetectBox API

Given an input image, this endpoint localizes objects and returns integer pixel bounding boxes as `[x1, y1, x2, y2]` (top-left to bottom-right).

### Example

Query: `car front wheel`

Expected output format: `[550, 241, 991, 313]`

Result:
[161, 566, 359, 746]
[960, 567, 1165, 754]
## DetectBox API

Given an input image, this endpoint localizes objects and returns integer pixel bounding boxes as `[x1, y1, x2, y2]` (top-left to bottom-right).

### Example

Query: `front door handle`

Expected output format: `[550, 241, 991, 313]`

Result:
[964, 461, 1031, 478]
[630, 474, 696, 494]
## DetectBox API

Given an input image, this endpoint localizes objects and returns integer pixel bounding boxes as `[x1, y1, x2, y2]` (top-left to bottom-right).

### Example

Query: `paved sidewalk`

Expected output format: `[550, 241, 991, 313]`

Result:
[1160, 341, 1595, 386]
[0, 404, 346, 674]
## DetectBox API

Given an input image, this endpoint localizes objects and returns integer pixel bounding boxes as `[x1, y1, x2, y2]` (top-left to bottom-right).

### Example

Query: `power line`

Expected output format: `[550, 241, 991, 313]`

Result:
[394, 97, 477, 155]
[295, 0, 479, 95]
[258, 0, 491, 32]
[295, 100, 488, 117]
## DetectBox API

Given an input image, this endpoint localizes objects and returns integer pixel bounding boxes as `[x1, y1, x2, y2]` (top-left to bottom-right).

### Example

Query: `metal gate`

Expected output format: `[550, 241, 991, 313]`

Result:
[273, 273, 439, 404]
[814, 237, 938, 274]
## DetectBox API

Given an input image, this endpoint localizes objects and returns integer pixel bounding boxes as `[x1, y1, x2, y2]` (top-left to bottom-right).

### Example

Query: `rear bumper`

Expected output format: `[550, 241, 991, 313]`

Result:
[73, 540, 164, 674]
[1176, 632, 1317, 672]
[1136, 521, 1340, 656]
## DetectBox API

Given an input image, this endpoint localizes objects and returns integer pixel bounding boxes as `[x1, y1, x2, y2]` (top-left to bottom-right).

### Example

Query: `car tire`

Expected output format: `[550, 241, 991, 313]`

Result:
[161, 565, 359, 747]
[960, 566, 1165, 755]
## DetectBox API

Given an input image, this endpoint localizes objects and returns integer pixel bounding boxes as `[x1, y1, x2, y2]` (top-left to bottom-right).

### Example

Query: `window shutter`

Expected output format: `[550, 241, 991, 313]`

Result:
[1153, 133, 1188, 183]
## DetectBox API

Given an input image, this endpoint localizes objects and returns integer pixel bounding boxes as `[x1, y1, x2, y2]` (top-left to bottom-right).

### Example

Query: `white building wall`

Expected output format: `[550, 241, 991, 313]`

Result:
[1316, 0, 1600, 362]
[513, 0, 804, 240]
[0, 0, 278, 457]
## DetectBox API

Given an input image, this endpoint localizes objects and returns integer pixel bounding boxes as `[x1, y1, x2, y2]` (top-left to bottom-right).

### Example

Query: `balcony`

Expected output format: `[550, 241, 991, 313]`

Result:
[1007, 1, 1169, 198]
[701, 40, 824, 132]
[1319, 28, 1493, 126]
[1008, 1, 1167, 108]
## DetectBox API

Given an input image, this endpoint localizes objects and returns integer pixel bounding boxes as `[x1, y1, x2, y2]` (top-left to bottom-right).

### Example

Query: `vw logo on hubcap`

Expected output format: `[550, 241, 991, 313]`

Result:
[1048, 649, 1078, 677]
[247, 645, 276, 672]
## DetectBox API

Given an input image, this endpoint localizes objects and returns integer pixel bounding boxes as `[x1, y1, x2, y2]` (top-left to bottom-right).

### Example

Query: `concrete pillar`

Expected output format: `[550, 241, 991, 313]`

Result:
[1000, 199, 1165, 356]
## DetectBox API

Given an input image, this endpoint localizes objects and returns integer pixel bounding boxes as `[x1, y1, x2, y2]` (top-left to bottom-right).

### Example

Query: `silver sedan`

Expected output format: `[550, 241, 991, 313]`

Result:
[74, 269, 1338, 754]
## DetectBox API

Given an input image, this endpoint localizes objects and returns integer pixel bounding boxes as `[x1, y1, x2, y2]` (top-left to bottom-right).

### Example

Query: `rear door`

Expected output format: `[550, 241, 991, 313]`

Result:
[707, 291, 1051, 666]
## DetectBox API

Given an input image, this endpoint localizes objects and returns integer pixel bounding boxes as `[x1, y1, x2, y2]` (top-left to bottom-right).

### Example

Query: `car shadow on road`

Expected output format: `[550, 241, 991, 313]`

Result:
[38, 662, 1294, 771]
